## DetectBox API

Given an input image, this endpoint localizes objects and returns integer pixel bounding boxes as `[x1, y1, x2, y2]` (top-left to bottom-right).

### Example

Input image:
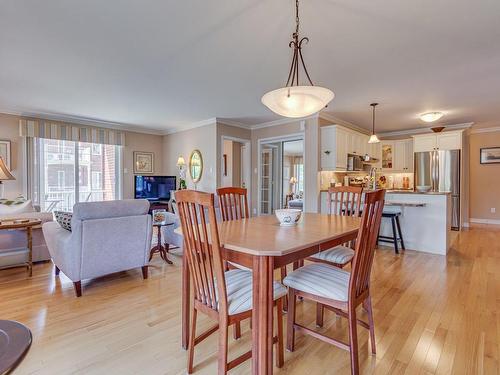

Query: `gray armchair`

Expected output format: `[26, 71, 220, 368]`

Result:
[42, 199, 152, 297]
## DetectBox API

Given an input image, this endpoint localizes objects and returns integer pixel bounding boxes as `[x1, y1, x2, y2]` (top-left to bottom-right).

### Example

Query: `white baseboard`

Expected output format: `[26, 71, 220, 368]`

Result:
[470, 218, 500, 225]
[462, 222, 470, 228]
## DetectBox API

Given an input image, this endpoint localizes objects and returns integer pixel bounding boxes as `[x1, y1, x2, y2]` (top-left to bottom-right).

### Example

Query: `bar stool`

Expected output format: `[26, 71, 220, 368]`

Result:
[378, 206, 405, 254]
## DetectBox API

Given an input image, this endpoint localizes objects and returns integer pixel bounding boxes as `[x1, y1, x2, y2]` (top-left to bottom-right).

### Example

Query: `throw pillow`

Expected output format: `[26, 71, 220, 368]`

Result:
[54, 211, 72, 231]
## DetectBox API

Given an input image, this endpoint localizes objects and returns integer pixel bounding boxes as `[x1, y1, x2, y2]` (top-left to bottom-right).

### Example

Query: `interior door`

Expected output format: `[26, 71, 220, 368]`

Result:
[260, 148, 273, 215]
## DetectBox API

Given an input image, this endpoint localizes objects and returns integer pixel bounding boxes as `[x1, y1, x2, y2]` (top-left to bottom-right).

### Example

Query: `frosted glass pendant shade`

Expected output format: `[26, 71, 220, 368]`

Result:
[368, 134, 380, 144]
[261, 86, 334, 118]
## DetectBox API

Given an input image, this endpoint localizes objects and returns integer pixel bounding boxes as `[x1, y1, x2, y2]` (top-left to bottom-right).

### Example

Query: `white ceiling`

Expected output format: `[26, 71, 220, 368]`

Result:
[1, 0, 500, 133]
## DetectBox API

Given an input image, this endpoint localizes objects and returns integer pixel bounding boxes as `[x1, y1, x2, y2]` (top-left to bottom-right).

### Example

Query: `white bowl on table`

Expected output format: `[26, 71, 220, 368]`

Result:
[275, 209, 302, 226]
[416, 185, 431, 192]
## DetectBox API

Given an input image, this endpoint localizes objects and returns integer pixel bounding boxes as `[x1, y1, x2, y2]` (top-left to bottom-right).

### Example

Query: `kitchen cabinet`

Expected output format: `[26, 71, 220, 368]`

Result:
[321, 125, 347, 170]
[381, 141, 394, 170]
[393, 139, 413, 172]
[413, 131, 462, 152]
[437, 132, 462, 150]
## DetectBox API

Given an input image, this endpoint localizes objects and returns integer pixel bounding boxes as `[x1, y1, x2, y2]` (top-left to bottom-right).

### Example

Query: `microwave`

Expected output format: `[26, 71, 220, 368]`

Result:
[347, 154, 364, 171]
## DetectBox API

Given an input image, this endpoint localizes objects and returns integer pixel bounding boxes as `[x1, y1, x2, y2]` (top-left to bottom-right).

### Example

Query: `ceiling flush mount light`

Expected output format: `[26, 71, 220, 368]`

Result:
[261, 0, 334, 118]
[368, 103, 380, 144]
[420, 111, 444, 123]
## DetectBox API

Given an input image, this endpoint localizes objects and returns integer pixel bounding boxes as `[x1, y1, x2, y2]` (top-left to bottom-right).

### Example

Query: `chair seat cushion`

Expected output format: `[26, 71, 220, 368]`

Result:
[310, 245, 354, 265]
[225, 269, 287, 315]
[282, 263, 350, 302]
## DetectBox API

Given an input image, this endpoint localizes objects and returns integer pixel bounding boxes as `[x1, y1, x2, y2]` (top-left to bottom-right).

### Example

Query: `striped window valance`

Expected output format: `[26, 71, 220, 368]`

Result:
[19, 118, 126, 146]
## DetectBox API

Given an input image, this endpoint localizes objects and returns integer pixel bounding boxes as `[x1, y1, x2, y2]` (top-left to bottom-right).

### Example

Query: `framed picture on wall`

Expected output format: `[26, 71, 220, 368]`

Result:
[0, 140, 11, 169]
[134, 151, 154, 174]
[480, 147, 500, 164]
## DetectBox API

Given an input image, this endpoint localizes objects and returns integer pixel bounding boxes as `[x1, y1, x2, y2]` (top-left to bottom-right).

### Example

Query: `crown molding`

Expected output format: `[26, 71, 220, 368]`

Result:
[319, 113, 370, 135]
[470, 126, 500, 134]
[377, 122, 474, 138]
[250, 113, 319, 130]
[163, 117, 218, 135]
[0, 108, 166, 135]
[215, 118, 252, 130]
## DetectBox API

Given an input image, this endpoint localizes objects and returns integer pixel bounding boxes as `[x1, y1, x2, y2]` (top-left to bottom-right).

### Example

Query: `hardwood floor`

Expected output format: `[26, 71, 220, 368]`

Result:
[0, 225, 498, 374]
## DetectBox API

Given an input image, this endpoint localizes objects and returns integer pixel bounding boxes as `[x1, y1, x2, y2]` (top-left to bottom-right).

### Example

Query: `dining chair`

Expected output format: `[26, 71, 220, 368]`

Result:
[218, 187, 291, 315]
[283, 189, 385, 375]
[176, 190, 286, 375]
[307, 186, 363, 268]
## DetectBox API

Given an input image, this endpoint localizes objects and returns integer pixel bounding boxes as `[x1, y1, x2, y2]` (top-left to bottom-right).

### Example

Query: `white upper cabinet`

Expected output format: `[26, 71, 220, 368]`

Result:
[393, 139, 413, 172]
[336, 127, 348, 169]
[320, 126, 337, 170]
[321, 125, 366, 170]
[436, 132, 462, 150]
[413, 134, 437, 152]
[413, 131, 463, 152]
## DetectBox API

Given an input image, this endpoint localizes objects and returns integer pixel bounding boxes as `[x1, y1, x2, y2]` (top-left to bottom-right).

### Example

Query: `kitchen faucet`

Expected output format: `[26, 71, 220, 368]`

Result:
[369, 167, 377, 190]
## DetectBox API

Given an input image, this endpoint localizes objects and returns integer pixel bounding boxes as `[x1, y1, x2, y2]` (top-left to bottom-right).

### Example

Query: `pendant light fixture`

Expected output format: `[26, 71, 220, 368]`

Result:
[368, 103, 380, 144]
[261, 0, 334, 118]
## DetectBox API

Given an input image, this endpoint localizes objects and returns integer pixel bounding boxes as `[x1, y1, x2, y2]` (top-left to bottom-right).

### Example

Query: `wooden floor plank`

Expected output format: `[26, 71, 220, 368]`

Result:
[1, 225, 499, 374]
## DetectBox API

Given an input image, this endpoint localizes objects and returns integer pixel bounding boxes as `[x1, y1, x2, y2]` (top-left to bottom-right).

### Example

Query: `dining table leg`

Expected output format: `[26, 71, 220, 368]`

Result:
[252, 255, 274, 375]
[181, 250, 190, 350]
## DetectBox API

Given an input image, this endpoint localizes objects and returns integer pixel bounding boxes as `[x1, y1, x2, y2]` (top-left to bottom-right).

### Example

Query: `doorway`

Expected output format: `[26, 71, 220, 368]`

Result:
[258, 137, 304, 215]
[220, 136, 251, 203]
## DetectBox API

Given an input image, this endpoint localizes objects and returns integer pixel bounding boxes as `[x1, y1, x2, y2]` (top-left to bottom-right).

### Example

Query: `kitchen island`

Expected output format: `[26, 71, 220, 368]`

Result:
[320, 190, 452, 255]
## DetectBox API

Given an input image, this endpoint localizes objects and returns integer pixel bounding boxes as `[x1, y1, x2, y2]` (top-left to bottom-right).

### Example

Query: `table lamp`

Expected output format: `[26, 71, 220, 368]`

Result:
[289, 176, 298, 196]
[0, 156, 15, 199]
[176, 155, 187, 190]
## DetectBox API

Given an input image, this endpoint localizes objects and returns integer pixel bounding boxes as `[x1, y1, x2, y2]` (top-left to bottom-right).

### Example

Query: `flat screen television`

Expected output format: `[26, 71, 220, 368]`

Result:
[134, 175, 176, 201]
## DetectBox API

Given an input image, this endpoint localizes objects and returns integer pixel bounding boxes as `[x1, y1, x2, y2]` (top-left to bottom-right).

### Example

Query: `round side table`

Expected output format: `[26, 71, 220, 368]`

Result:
[149, 221, 174, 264]
[0, 320, 32, 375]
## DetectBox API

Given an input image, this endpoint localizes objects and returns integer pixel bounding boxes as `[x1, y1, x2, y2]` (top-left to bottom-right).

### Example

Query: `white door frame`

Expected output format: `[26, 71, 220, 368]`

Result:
[257, 133, 305, 216]
[220, 135, 252, 209]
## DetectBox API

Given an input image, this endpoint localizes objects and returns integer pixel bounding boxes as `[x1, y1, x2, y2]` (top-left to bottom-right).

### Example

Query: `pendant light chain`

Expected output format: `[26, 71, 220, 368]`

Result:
[285, 0, 314, 89]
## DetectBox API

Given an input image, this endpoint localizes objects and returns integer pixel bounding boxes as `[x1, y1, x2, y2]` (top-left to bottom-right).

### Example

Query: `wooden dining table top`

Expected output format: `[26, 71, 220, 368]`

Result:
[176, 213, 361, 257]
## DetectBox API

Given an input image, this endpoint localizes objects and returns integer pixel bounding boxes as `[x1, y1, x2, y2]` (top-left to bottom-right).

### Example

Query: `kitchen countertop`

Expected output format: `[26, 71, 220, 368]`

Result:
[320, 189, 450, 195]
[385, 201, 426, 207]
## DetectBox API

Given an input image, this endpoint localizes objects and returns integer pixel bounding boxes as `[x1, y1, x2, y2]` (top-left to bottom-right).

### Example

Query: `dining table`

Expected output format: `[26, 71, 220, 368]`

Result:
[179, 212, 360, 375]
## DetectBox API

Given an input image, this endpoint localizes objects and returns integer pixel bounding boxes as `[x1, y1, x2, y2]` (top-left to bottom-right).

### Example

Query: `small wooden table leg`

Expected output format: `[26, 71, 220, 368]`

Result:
[27, 226, 33, 277]
[252, 255, 274, 375]
[181, 250, 190, 350]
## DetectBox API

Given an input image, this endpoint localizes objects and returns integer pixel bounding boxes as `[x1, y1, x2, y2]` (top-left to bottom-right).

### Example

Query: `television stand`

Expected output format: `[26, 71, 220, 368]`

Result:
[148, 201, 171, 214]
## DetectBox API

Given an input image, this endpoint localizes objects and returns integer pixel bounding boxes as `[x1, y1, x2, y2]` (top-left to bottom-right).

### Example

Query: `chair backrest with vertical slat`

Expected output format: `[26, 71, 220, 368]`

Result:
[216, 187, 249, 222]
[349, 189, 385, 302]
[176, 190, 228, 315]
[327, 186, 363, 217]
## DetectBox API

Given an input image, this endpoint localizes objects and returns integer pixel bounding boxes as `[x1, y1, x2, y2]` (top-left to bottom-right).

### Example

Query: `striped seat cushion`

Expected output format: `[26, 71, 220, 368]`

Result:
[282, 263, 350, 301]
[225, 269, 287, 315]
[310, 245, 354, 265]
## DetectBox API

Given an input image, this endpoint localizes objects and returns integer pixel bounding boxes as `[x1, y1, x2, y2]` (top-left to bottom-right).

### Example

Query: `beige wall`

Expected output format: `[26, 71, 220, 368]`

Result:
[0, 112, 163, 200]
[0, 113, 26, 198]
[122, 130, 164, 199]
[250, 118, 319, 214]
[232, 141, 242, 187]
[162, 123, 217, 191]
[469, 131, 500, 222]
[216, 123, 251, 187]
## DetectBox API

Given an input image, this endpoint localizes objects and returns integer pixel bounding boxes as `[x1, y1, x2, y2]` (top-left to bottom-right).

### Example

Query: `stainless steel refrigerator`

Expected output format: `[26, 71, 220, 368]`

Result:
[414, 150, 460, 230]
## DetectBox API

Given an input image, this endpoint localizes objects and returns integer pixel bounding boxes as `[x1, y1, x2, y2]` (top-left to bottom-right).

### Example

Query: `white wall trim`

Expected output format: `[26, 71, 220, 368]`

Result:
[0, 108, 166, 135]
[319, 113, 370, 135]
[216, 118, 252, 130]
[163, 117, 218, 135]
[377, 122, 474, 138]
[470, 126, 500, 134]
[250, 114, 318, 130]
[470, 218, 500, 225]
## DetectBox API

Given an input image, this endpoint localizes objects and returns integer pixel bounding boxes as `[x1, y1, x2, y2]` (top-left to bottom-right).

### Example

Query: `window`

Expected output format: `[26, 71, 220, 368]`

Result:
[30, 138, 122, 212]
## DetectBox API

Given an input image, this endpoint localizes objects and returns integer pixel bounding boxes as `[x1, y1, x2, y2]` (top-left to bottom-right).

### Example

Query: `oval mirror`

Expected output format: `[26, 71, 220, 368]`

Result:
[189, 150, 203, 183]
